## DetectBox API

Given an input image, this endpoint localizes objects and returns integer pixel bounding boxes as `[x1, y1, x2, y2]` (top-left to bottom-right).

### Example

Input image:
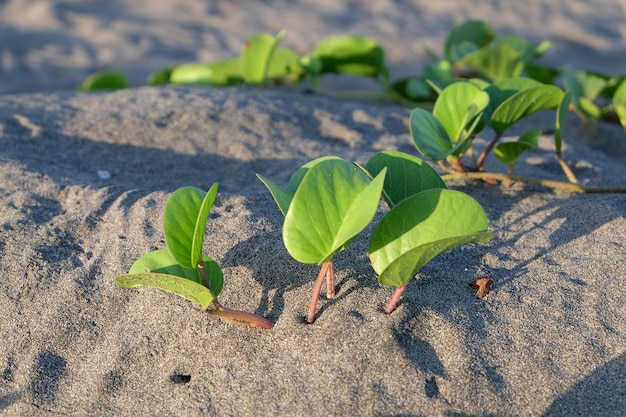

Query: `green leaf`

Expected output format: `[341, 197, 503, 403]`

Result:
[369, 189, 493, 287]
[267, 47, 304, 81]
[147, 67, 173, 85]
[240, 30, 286, 84]
[79, 71, 128, 91]
[433, 81, 489, 143]
[164, 184, 219, 269]
[494, 129, 540, 165]
[483, 77, 542, 123]
[555, 91, 571, 154]
[410, 108, 453, 161]
[490, 85, 564, 133]
[283, 158, 386, 264]
[365, 151, 447, 207]
[613, 80, 626, 131]
[300, 35, 388, 78]
[563, 69, 608, 102]
[115, 273, 215, 310]
[445, 20, 496, 63]
[461, 42, 524, 82]
[169, 59, 244, 86]
[525, 63, 560, 85]
[256, 156, 342, 216]
[129, 249, 224, 296]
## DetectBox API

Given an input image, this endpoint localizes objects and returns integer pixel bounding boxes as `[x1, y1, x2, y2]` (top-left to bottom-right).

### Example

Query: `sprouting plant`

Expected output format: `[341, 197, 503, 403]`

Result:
[114, 184, 273, 329]
[257, 156, 386, 323]
[363, 150, 493, 312]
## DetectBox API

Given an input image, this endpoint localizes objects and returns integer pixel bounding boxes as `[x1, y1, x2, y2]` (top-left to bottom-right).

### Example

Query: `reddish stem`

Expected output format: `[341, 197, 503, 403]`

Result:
[385, 284, 407, 314]
[326, 260, 335, 299]
[206, 308, 274, 329]
[307, 260, 332, 324]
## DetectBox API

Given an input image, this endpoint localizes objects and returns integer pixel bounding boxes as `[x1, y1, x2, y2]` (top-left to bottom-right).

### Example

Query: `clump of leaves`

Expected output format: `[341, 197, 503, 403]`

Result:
[115, 185, 273, 329]
[364, 150, 493, 312]
[562, 68, 626, 133]
[257, 156, 386, 323]
[391, 20, 551, 102]
[408, 78, 598, 190]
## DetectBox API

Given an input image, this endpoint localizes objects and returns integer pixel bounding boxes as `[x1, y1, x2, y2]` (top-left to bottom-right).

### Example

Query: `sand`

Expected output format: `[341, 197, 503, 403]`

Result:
[1, 1, 626, 416]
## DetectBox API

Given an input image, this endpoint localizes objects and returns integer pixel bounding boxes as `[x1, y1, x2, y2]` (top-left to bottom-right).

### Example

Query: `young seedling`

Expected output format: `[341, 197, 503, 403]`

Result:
[258, 156, 386, 323]
[364, 150, 493, 313]
[114, 184, 273, 329]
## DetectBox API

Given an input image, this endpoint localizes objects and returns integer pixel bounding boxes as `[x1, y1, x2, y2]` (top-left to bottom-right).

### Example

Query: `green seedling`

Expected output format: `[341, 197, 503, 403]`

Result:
[411, 78, 578, 186]
[114, 185, 273, 329]
[79, 71, 129, 91]
[613, 79, 626, 131]
[258, 156, 386, 323]
[363, 151, 492, 312]
[167, 59, 244, 86]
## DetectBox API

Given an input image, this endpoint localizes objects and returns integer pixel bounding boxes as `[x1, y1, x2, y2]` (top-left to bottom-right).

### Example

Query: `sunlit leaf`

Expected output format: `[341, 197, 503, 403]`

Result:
[164, 184, 219, 269]
[461, 42, 524, 82]
[115, 273, 215, 310]
[433, 81, 489, 142]
[267, 47, 304, 81]
[283, 158, 386, 264]
[129, 249, 223, 296]
[240, 31, 285, 84]
[490, 85, 564, 133]
[256, 156, 342, 216]
[369, 189, 493, 287]
[365, 151, 447, 207]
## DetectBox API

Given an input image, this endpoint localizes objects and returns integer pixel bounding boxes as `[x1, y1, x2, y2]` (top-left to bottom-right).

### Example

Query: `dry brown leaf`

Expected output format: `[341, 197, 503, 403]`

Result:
[469, 277, 493, 298]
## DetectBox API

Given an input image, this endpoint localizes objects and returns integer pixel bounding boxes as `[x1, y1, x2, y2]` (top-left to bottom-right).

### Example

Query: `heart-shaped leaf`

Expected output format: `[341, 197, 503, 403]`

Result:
[164, 184, 219, 269]
[267, 47, 304, 81]
[365, 151, 447, 207]
[369, 188, 493, 287]
[490, 85, 564, 133]
[433, 81, 489, 143]
[483, 77, 542, 123]
[283, 158, 386, 264]
[257, 156, 342, 216]
[494, 129, 541, 166]
[115, 273, 215, 310]
[129, 249, 224, 296]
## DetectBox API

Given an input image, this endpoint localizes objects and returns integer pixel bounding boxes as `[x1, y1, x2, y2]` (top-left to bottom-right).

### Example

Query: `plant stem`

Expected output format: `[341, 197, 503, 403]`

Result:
[205, 307, 274, 329]
[197, 260, 212, 290]
[307, 259, 333, 324]
[475, 132, 503, 170]
[440, 171, 626, 193]
[326, 260, 335, 299]
[556, 154, 579, 184]
[385, 284, 407, 314]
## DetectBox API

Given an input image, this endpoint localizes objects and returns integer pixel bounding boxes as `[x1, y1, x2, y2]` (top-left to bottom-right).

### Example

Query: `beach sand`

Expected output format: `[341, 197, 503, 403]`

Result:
[1, 1, 626, 416]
